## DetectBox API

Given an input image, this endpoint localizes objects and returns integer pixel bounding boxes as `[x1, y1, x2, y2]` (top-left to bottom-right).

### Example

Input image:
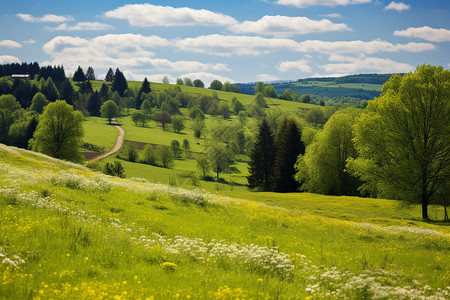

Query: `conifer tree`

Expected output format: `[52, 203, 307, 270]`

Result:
[86, 66, 96, 80]
[87, 91, 102, 117]
[73, 66, 86, 83]
[247, 119, 275, 190]
[272, 119, 305, 192]
[105, 68, 114, 82]
[112, 68, 128, 97]
[136, 77, 151, 109]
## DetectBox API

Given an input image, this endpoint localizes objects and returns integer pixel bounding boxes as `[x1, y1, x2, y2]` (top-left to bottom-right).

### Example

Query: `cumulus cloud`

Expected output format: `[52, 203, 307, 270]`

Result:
[296, 39, 435, 54]
[16, 13, 73, 23]
[384, 2, 410, 12]
[256, 74, 280, 82]
[394, 26, 450, 42]
[42, 34, 229, 74]
[0, 40, 22, 48]
[174, 35, 434, 56]
[320, 54, 413, 73]
[174, 34, 300, 56]
[49, 22, 114, 31]
[0, 55, 21, 64]
[105, 4, 237, 27]
[278, 59, 312, 73]
[229, 15, 350, 37]
[276, 0, 371, 8]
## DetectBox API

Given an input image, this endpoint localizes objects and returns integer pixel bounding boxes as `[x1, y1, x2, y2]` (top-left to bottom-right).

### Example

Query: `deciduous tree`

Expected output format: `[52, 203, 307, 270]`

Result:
[348, 65, 450, 220]
[31, 100, 84, 162]
[100, 100, 119, 124]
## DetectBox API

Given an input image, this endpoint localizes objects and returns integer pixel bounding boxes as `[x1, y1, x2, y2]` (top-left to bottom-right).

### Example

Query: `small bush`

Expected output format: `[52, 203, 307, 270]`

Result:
[103, 161, 125, 178]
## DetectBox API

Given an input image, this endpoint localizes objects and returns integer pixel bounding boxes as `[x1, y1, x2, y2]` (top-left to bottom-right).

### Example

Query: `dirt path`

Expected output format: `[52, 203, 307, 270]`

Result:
[93, 118, 125, 161]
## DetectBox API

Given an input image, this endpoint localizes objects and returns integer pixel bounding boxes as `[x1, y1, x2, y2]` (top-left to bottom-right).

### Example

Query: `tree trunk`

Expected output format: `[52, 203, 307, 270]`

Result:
[422, 195, 429, 220]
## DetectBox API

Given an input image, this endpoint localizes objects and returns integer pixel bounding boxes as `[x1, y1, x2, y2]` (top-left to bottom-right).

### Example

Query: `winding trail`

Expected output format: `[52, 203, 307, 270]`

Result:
[93, 118, 125, 161]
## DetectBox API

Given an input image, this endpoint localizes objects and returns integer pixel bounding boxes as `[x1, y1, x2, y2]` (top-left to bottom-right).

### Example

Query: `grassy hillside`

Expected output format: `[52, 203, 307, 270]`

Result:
[0, 144, 449, 299]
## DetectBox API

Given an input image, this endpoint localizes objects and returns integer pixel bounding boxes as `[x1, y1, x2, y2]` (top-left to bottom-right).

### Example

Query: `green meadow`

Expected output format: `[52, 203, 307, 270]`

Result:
[0, 144, 449, 299]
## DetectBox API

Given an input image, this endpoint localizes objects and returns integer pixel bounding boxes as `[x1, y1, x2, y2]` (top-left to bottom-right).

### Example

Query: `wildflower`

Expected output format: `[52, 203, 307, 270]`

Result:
[161, 262, 177, 271]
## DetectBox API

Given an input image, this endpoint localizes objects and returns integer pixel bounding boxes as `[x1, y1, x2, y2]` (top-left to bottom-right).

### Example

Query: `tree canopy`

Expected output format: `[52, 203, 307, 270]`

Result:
[31, 100, 84, 162]
[73, 66, 86, 83]
[348, 65, 450, 220]
[100, 100, 119, 124]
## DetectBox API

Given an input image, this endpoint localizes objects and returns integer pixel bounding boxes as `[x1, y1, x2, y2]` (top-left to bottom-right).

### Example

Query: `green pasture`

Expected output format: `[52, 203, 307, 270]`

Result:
[0, 145, 449, 299]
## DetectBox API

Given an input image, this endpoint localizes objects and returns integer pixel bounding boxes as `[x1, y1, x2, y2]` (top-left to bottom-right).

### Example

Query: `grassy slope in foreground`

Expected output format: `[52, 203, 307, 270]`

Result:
[0, 144, 449, 299]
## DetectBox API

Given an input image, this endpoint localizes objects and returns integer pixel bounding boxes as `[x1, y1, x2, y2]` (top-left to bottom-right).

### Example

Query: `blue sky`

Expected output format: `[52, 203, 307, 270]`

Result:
[0, 0, 449, 85]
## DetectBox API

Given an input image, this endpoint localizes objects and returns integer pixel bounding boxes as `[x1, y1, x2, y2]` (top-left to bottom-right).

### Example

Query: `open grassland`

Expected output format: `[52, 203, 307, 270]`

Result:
[0, 144, 449, 299]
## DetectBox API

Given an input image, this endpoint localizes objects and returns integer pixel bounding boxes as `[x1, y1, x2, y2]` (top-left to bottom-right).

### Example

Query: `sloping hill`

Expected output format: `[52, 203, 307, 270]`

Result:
[0, 144, 449, 299]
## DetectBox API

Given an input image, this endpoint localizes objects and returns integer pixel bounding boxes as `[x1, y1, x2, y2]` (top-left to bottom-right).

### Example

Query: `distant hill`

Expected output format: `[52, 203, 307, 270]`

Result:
[237, 73, 402, 101]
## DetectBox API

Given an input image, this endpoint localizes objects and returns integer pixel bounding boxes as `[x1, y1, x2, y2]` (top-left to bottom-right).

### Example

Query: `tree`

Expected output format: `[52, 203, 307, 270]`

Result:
[59, 78, 75, 105]
[296, 111, 360, 195]
[193, 79, 204, 88]
[31, 100, 84, 162]
[100, 100, 119, 124]
[140, 99, 152, 114]
[209, 80, 223, 90]
[348, 65, 450, 220]
[254, 81, 265, 94]
[131, 111, 150, 127]
[162, 76, 170, 84]
[87, 91, 102, 117]
[73, 66, 86, 83]
[141, 144, 157, 165]
[232, 84, 241, 93]
[233, 100, 245, 115]
[254, 92, 268, 108]
[103, 161, 125, 178]
[306, 107, 325, 128]
[247, 119, 275, 190]
[182, 139, 190, 158]
[222, 81, 232, 92]
[272, 119, 305, 192]
[156, 111, 171, 131]
[86, 66, 96, 80]
[43, 77, 60, 102]
[105, 68, 114, 82]
[171, 140, 182, 158]
[0, 94, 21, 112]
[172, 115, 185, 133]
[301, 94, 311, 103]
[30, 92, 49, 114]
[207, 143, 232, 179]
[189, 107, 205, 120]
[184, 78, 193, 86]
[196, 155, 209, 177]
[280, 89, 292, 101]
[264, 85, 277, 98]
[112, 68, 128, 96]
[159, 145, 174, 168]
[192, 116, 205, 138]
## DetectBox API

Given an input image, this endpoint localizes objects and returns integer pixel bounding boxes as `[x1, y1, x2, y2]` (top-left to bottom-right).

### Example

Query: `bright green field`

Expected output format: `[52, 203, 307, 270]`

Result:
[1, 144, 449, 299]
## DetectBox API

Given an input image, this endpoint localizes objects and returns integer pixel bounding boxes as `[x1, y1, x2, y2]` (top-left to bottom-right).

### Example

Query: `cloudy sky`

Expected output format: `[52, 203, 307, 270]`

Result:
[0, 0, 449, 84]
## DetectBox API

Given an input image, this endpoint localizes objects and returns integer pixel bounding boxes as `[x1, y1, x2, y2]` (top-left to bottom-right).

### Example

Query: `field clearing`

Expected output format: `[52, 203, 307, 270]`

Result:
[0, 144, 449, 299]
[295, 81, 382, 91]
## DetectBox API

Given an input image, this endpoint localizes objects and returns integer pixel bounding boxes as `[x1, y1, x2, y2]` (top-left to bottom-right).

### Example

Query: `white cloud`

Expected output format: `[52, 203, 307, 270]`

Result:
[229, 15, 350, 37]
[278, 59, 312, 73]
[105, 4, 237, 27]
[320, 54, 413, 73]
[174, 34, 300, 56]
[256, 74, 280, 82]
[22, 39, 36, 44]
[276, 0, 371, 8]
[0, 40, 22, 48]
[49, 22, 114, 31]
[384, 2, 410, 12]
[394, 26, 450, 42]
[296, 39, 435, 54]
[320, 13, 343, 18]
[0, 55, 21, 64]
[312, 72, 347, 78]
[174, 35, 434, 57]
[42, 34, 229, 74]
[16, 13, 73, 23]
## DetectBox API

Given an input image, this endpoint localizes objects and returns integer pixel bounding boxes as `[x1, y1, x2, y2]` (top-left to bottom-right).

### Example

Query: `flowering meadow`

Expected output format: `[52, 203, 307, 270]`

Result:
[0, 144, 449, 299]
